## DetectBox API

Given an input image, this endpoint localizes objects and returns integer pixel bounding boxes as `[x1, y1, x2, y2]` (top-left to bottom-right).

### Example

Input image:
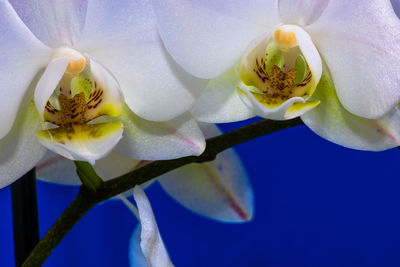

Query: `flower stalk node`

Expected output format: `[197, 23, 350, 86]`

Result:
[74, 161, 103, 192]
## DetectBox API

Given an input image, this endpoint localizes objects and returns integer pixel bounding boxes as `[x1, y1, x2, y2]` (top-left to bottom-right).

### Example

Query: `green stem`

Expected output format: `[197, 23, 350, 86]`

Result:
[74, 161, 103, 192]
[22, 118, 303, 267]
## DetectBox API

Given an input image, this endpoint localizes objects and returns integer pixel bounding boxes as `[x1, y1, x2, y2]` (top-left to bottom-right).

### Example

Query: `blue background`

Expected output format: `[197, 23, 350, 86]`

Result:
[1, 119, 400, 266]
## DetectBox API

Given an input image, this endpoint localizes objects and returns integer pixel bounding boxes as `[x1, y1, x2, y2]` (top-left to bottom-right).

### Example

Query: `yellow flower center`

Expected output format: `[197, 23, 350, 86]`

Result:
[44, 80, 107, 127]
[240, 33, 314, 108]
[42, 48, 123, 132]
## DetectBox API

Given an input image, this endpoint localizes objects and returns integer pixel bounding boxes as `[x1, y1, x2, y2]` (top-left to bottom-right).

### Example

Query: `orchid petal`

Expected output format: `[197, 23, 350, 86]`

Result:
[93, 154, 140, 182]
[306, 0, 400, 118]
[35, 152, 80, 185]
[9, 0, 87, 47]
[0, 100, 46, 189]
[76, 0, 204, 122]
[34, 57, 68, 119]
[36, 152, 141, 185]
[302, 65, 400, 151]
[391, 0, 400, 17]
[158, 123, 253, 222]
[133, 186, 174, 267]
[0, 0, 51, 139]
[198, 122, 223, 139]
[36, 122, 123, 165]
[113, 105, 205, 160]
[288, 25, 322, 84]
[129, 226, 149, 267]
[88, 57, 124, 117]
[152, 0, 280, 78]
[191, 62, 255, 123]
[278, 0, 329, 26]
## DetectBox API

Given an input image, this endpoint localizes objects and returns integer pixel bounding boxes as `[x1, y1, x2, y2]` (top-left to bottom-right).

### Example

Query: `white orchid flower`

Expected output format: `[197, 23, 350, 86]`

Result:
[37, 123, 254, 223]
[152, 0, 400, 151]
[0, 0, 206, 188]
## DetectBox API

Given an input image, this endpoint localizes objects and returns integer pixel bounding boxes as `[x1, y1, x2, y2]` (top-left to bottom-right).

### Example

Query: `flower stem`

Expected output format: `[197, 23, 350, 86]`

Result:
[74, 161, 103, 192]
[22, 118, 303, 267]
[11, 168, 40, 267]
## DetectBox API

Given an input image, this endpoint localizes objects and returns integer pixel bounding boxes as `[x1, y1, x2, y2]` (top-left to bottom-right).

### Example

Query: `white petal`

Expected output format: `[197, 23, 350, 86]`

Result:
[0, 0, 51, 139]
[306, 0, 400, 118]
[287, 25, 322, 84]
[129, 226, 148, 267]
[278, 0, 329, 26]
[89, 57, 124, 116]
[391, 0, 400, 17]
[76, 0, 204, 122]
[36, 152, 142, 185]
[36, 122, 123, 165]
[197, 122, 223, 139]
[34, 57, 68, 119]
[94, 154, 141, 182]
[35, 152, 80, 185]
[191, 62, 255, 123]
[158, 124, 253, 222]
[133, 186, 174, 267]
[113, 106, 205, 160]
[9, 0, 87, 47]
[152, 0, 280, 78]
[302, 67, 400, 151]
[0, 100, 46, 189]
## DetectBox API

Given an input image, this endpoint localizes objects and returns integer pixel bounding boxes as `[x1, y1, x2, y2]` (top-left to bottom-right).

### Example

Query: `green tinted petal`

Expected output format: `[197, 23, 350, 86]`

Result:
[301, 64, 400, 151]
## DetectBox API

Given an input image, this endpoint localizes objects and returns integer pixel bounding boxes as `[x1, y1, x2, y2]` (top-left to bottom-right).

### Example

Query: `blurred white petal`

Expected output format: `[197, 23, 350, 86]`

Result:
[36, 152, 142, 185]
[133, 186, 174, 267]
[158, 124, 253, 222]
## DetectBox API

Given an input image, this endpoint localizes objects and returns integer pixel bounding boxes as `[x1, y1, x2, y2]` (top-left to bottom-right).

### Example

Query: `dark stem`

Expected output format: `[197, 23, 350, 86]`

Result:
[23, 118, 304, 267]
[11, 168, 40, 267]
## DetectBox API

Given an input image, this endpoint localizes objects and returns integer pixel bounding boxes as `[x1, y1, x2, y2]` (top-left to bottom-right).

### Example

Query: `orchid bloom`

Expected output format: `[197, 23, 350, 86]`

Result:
[37, 123, 254, 223]
[0, 0, 206, 188]
[152, 0, 400, 151]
